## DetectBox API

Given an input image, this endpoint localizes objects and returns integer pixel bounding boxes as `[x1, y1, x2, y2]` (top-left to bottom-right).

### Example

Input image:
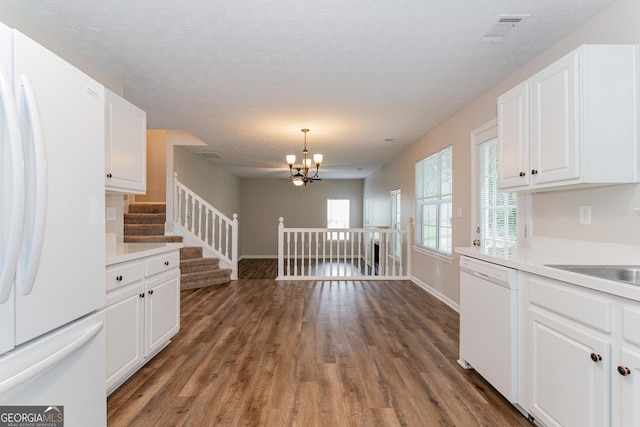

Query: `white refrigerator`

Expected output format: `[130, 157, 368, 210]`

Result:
[0, 22, 107, 426]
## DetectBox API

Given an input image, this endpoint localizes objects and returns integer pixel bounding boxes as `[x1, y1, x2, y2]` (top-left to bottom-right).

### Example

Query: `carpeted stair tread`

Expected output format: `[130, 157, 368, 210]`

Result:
[180, 269, 232, 290]
[124, 224, 165, 236]
[180, 246, 203, 260]
[124, 213, 166, 224]
[128, 203, 167, 214]
[180, 257, 220, 274]
[124, 235, 184, 243]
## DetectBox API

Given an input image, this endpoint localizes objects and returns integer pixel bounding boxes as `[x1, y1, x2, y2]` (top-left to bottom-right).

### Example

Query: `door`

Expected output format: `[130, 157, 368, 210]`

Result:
[0, 311, 106, 426]
[531, 51, 580, 185]
[529, 308, 610, 427]
[0, 22, 19, 354]
[144, 271, 180, 356]
[498, 81, 530, 189]
[104, 89, 146, 193]
[619, 348, 640, 427]
[106, 283, 144, 392]
[13, 29, 105, 344]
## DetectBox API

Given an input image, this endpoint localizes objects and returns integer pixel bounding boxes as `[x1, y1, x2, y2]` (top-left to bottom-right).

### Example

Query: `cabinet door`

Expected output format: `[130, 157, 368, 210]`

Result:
[106, 284, 144, 393]
[105, 89, 146, 194]
[498, 81, 530, 189]
[529, 308, 610, 427]
[530, 52, 580, 185]
[144, 271, 180, 356]
[619, 348, 640, 427]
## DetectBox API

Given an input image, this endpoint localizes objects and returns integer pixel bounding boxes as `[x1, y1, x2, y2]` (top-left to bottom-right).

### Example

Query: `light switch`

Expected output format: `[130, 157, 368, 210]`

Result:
[106, 207, 117, 221]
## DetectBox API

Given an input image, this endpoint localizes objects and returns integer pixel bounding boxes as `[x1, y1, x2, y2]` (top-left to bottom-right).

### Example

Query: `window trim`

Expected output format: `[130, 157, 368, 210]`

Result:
[415, 145, 453, 257]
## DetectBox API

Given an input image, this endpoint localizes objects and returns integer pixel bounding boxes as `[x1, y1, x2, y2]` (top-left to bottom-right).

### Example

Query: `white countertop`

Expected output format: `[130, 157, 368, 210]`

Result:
[106, 242, 183, 266]
[455, 237, 640, 301]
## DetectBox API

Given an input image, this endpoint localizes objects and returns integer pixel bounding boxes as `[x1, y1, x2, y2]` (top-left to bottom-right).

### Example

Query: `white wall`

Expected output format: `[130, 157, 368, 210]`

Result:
[241, 179, 364, 257]
[174, 146, 242, 221]
[364, 0, 640, 307]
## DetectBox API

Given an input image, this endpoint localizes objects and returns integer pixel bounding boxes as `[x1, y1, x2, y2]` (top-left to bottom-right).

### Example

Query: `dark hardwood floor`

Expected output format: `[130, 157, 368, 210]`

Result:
[107, 259, 531, 426]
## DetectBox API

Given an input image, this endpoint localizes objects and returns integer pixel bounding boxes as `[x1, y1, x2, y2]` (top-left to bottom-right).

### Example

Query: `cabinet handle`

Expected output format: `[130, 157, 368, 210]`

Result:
[148, 289, 154, 295]
[139, 293, 145, 298]
[116, 275, 123, 282]
[164, 261, 169, 266]
[618, 365, 631, 376]
[106, 173, 112, 178]
[531, 169, 538, 175]
[590, 352, 602, 363]
[519, 171, 526, 177]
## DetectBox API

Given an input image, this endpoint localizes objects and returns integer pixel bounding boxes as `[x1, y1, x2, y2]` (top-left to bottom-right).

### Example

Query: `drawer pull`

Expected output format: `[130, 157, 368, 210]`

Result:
[519, 171, 526, 177]
[164, 261, 170, 266]
[116, 275, 123, 282]
[106, 173, 112, 178]
[139, 293, 145, 298]
[148, 289, 154, 295]
[590, 352, 602, 363]
[618, 365, 631, 376]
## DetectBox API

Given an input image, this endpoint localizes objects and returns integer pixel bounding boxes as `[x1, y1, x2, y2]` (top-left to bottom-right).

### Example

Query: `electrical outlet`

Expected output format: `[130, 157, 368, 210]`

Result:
[106, 207, 117, 221]
[579, 205, 592, 225]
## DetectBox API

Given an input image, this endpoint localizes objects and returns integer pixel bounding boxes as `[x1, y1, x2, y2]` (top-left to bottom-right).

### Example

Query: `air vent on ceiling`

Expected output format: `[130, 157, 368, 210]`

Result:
[479, 15, 529, 43]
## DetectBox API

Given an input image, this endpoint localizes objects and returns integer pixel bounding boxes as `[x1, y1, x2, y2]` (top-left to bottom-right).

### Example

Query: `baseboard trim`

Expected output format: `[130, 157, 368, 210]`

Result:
[410, 276, 459, 313]
[241, 255, 278, 259]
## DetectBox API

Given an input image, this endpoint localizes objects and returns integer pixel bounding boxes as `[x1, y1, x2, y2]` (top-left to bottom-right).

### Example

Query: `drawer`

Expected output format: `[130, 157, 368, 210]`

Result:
[106, 261, 144, 292]
[527, 274, 612, 333]
[623, 305, 640, 347]
[145, 251, 180, 277]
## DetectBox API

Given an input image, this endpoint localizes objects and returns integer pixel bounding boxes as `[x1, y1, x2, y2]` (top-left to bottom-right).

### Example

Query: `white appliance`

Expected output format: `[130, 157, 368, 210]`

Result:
[0, 22, 106, 425]
[458, 255, 518, 403]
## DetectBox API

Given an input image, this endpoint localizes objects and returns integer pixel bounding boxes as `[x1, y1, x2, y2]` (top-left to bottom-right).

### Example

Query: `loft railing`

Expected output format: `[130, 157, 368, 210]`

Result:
[173, 173, 238, 280]
[277, 217, 412, 281]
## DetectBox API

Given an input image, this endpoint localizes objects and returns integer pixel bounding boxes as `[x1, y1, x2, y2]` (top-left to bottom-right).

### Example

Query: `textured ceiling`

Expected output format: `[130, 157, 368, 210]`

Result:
[5, 0, 614, 179]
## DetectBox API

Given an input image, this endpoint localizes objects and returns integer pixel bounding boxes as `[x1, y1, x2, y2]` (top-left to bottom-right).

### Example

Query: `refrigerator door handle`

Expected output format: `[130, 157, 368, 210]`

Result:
[0, 65, 25, 303]
[0, 321, 103, 397]
[18, 74, 48, 296]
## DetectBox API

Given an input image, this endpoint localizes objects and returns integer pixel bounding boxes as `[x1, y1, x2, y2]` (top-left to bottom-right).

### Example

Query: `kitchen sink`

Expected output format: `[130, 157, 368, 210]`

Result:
[546, 265, 640, 286]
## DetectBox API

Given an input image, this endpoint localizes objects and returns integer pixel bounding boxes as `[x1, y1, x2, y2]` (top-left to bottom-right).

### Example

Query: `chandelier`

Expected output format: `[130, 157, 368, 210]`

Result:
[286, 128, 323, 186]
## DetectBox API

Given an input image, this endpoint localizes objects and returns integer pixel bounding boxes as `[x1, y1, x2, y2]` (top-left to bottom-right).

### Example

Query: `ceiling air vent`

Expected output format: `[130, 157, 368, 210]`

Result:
[479, 15, 529, 43]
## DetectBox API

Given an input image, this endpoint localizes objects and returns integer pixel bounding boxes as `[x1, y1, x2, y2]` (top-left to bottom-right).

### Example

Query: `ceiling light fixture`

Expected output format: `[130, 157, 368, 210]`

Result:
[286, 128, 323, 187]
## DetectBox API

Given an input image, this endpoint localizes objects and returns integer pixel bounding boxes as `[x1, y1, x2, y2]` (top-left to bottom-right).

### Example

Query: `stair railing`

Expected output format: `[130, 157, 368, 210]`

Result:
[173, 173, 238, 280]
[277, 217, 412, 281]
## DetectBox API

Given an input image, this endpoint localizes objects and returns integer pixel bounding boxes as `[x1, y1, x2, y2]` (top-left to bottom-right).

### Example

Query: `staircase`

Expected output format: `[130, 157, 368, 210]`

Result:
[125, 202, 232, 289]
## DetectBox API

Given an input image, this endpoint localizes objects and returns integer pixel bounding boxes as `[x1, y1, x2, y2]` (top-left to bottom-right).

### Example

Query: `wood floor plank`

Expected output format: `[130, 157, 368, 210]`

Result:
[107, 260, 531, 427]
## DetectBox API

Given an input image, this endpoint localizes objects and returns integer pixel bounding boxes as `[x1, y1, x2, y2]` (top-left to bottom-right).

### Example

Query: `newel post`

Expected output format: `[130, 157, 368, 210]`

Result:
[407, 217, 414, 277]
[172, 172, 179, 229]
[231, 213, 239, 280]
[277, 217, 285, 279]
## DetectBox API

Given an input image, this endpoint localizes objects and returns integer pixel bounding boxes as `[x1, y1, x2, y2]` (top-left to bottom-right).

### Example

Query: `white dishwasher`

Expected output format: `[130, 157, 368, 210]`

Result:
[458, 255, 518, 403]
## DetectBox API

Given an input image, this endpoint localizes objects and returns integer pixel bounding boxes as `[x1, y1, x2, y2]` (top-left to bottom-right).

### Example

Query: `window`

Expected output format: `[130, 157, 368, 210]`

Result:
[478, 138, 517, 250]
[416, 146, 452, 256]
[327, 199, 350, 240]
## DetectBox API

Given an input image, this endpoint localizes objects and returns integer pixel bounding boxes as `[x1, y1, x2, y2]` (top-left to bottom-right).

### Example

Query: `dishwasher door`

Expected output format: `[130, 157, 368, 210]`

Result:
[459, 256, 518, 403]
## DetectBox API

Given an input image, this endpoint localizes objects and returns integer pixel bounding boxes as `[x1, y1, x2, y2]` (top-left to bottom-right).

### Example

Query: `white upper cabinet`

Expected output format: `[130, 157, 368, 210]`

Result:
[498, 44, 640, 191]
[105, 88, 146, 194]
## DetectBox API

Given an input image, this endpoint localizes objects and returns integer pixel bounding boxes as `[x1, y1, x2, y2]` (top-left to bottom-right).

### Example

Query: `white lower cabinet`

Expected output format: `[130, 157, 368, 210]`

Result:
[106, 282, 144, 391]
[521, 271, 640, 427]
[105, 249, 180, 394]
[144, 270, 180, 356]
[529, 308, 610, 427]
